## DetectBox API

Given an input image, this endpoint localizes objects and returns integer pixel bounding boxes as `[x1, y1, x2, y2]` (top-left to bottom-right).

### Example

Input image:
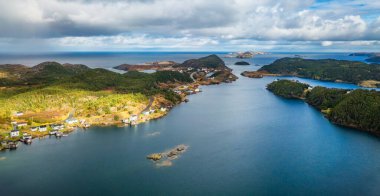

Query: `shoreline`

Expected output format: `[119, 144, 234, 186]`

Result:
[241, 71, 380, 88]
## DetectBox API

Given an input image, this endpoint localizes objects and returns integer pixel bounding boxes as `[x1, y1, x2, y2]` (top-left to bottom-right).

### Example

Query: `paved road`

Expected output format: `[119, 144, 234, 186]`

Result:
[140, 97, 155, 114]
[190, 72, 196, 82]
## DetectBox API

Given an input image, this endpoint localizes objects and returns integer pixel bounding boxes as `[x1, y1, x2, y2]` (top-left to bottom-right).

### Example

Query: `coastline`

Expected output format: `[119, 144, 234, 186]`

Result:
[241, 70, 380, 88]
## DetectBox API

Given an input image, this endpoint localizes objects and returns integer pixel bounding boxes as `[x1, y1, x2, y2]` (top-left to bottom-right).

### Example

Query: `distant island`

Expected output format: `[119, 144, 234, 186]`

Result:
[234, 61, 250, 65]
[267, 80, 380, 135]
[224, 51, 266, 59]
[349, 52, 380, 63]
[113, 61, 177, 71]
[241, 57, 380, 88]
[0, 55, 237, 151]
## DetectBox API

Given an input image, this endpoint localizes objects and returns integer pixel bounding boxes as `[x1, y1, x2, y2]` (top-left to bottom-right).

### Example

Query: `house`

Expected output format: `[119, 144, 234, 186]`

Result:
[17, 122, 28, 128]
[160, 107, 167, 112]
[14, 112, 24, 117]
[129, 115, 138, 122]
[10, 130, 20, 138]
[121, 119, 129, 124]
[51, 124, 64, 130]
[39, 125, 47, 132]
[142, 111, 150, 116]
[66, 118, 78, 124]
[30, 127, 38, 132]
[149, 109, 155, 114]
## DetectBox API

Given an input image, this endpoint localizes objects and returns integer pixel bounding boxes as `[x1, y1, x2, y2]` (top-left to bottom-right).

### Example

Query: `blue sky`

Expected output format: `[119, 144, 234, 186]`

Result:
[0, 0, 379, 52]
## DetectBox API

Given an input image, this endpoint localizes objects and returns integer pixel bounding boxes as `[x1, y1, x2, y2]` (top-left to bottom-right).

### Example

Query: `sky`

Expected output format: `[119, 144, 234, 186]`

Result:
[0, 0, 379, 52]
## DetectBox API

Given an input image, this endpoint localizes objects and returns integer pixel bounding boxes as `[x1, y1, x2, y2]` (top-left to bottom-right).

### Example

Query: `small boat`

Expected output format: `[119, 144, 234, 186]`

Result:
[9, 142, 18, 150]
[49, 131, 57, 135]
[55, 131, 63, 137]
[25, 138, 32, 144]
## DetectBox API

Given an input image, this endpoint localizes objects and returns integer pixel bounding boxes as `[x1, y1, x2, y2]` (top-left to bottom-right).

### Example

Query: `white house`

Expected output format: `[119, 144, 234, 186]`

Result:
[14, 112, 24, 117]
[121, 119, 129, 124]
[51, 124, 64, 130]
[160, 107, 167, 112]
[30, 127, 38, 132]
[10, 130, 20, 138]
[129, 115, 138, 122]
[39, 125, 47, 132]
[17, 122, 28, 128]
[66, 118, 78, 124]
[149, 109, 155, 114]
[142, 111, 150, 116]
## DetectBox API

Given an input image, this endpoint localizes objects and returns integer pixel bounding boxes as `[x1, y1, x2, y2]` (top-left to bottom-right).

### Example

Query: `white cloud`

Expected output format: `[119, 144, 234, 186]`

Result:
[321, 41, 333, 47]
[0, 0, 379, 51]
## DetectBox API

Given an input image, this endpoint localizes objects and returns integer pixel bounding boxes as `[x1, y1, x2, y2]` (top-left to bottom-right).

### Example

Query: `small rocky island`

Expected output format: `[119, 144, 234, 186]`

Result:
[147, 144, 189, 167]
[234, 61, 250, 65]
[224, 51, 266, 58]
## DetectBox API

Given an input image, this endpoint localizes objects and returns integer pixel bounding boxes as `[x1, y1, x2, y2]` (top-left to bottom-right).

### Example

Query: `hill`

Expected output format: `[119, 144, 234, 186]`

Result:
[178, 55, 228, 69]
[258, 58, 380, 87]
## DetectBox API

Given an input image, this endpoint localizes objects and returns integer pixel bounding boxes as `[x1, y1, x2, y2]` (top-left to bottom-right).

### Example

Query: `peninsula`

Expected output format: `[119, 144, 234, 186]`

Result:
[241, 57, 380, 88]
[267, 80, 380, 135]
[349, 52, 380, 63]
[0, 55, 237, 151]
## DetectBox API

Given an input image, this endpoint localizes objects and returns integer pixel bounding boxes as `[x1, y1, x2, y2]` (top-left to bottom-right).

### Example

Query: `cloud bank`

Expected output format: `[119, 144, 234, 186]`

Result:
[0, 0, 379, 51]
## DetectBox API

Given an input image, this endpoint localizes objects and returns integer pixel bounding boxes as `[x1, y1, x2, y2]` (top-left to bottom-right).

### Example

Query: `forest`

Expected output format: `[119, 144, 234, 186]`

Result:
[267, 80, 380, 134]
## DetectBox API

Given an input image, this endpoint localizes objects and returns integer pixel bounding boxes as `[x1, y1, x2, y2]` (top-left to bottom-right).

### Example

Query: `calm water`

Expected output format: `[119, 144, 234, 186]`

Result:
[1, 53, 380, 195]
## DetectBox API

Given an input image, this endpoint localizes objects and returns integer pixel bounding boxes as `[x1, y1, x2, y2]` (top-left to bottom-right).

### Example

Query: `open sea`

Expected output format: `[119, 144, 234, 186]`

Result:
[0, 52, 379, 195]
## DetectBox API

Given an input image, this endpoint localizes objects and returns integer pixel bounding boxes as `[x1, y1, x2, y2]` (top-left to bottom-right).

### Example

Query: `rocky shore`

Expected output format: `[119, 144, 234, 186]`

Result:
[241, 71, 280, 78]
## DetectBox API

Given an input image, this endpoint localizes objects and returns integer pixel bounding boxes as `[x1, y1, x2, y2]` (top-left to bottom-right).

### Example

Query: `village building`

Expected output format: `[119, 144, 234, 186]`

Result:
[17, 122, 28, 128]
[14, 112, 24, 117]
[30, 127, 38, 132]
[39, 125, 47, 132]
[51, 124, 64, 130]
[66, 118, 78, 124]
[129, 115, 138, 122]
[10, 130, 20, 138]
[121, 119, 129, 124]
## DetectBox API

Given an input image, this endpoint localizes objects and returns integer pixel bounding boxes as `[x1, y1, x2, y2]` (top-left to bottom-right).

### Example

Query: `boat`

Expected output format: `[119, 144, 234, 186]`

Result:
[49, 131, 57, 135]
[24, 138, 32, 144]
[9, 141, 19, 150]
[55, 131, 63, 137]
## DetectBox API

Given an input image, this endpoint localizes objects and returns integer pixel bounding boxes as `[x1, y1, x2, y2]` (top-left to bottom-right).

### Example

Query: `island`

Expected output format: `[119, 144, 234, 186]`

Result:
[234, 61, 250, 65]
[267, 80, 380, 135]
[113, 61, 177, 71]
[224, 51, 266, 59]
[349, 52, 380, 63]
[241, 57, 380, 87]
[0, 55, 237, 151]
